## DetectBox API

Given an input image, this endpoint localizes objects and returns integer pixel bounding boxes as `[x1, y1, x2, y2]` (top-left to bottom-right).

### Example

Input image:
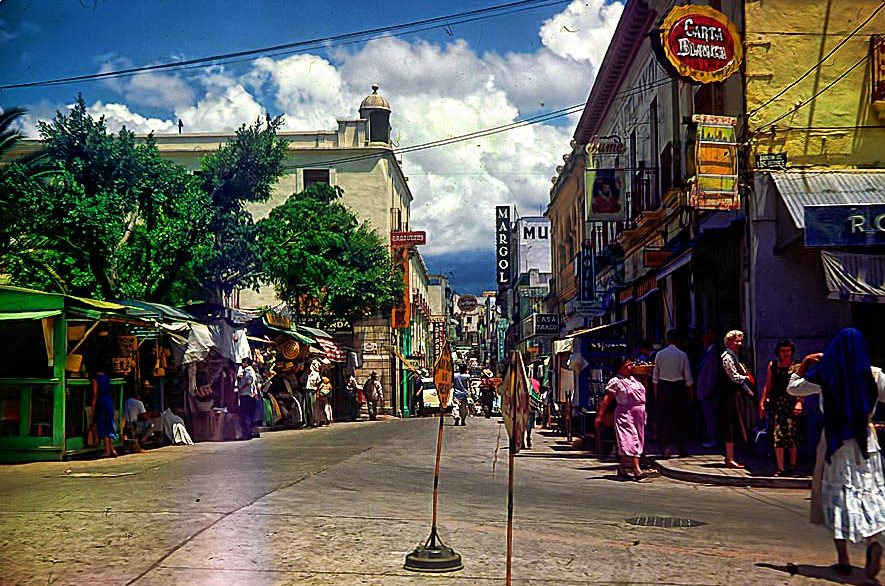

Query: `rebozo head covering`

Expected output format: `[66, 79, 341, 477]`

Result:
[805, 328, 877, 462]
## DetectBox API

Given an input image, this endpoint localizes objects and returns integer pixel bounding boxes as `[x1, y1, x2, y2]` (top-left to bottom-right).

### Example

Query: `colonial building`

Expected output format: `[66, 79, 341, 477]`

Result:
[545, 0, 884, 412]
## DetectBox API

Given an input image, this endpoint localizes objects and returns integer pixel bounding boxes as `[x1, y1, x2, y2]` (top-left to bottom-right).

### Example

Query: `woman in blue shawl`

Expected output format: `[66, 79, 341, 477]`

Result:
[789, 328, 885, 583]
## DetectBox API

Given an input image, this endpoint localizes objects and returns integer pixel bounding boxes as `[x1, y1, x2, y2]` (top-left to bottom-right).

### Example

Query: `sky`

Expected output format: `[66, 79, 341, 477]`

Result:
[0, 0, 624, 294]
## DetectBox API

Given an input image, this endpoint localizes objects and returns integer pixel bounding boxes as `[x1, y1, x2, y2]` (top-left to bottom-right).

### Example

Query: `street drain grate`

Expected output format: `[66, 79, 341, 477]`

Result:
[625, 516, 706, 528]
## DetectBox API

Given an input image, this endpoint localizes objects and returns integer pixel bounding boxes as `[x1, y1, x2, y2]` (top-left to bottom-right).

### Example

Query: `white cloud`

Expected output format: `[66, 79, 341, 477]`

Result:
[98, 58, 195, 109]
[539, 0, 624, 66]
[21, 0, 625, 262]
[86, 101, 177, 134]
[175, 73, 265, 132]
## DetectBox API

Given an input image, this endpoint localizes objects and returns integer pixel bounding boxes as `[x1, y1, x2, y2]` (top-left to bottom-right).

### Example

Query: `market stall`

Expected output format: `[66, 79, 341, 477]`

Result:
[0, 286, 153, 462]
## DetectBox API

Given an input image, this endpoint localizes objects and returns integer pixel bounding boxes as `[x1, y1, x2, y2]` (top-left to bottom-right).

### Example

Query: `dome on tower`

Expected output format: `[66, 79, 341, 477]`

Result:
[359, 84, 391, 112]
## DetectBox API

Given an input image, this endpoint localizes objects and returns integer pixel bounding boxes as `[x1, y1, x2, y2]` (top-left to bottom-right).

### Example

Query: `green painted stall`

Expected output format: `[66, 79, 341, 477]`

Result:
[0, 286, 143, 462]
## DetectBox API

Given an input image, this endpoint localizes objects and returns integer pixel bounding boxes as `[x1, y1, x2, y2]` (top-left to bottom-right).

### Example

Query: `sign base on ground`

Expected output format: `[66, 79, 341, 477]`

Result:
[403, 526, 463, 573]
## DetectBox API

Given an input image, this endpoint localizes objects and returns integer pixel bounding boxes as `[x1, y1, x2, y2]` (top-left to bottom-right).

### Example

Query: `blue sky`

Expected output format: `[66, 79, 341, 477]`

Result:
[0, 0, 623, 295]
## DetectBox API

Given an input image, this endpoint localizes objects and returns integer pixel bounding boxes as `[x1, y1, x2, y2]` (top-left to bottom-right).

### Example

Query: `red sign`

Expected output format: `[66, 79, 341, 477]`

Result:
[658, 5, 743, 84]
[457, 295, 478, 312]
[390, 231, 427, 246]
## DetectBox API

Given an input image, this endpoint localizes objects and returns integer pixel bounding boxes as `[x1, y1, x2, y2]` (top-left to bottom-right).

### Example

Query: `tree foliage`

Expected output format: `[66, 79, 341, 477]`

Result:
[186, 116, 289, 304]
[1, 97, 213, 302]
[258, 183, 403, 326]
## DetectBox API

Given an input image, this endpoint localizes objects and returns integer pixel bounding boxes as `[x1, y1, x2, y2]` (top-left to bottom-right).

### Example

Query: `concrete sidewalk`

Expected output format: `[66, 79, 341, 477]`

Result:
[654, 453, 812, 489]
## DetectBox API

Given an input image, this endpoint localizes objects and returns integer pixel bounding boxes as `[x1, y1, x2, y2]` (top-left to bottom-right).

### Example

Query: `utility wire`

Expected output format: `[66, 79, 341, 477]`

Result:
[0, 0, 569, 90]
[755, 49, 871, 133]
[747, 0, 885, 117]
[280, 78, 676, 171]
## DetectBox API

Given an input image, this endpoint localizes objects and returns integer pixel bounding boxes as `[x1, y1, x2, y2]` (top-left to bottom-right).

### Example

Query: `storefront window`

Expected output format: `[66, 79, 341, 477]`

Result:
[65, 384, 86, 439]
[29, 385, 54, 437]
[0, 386, 22, 436]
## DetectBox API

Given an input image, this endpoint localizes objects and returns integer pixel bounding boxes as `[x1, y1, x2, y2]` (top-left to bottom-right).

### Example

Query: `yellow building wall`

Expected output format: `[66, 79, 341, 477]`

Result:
[745, 0, 885, 168]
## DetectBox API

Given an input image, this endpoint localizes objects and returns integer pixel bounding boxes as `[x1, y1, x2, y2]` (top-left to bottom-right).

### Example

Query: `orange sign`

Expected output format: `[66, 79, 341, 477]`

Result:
[434, 341, 454, 407]
[391, 246, 411, 329]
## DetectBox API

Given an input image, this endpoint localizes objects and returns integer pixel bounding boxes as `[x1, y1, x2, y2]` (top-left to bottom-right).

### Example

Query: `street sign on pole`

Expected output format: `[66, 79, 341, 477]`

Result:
[499, 350, 530, 584]
[404, 341, 462, 573]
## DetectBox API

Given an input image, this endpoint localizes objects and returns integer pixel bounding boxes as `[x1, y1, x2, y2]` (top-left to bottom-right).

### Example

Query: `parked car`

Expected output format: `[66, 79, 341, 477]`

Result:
[420, 377, 453, 415]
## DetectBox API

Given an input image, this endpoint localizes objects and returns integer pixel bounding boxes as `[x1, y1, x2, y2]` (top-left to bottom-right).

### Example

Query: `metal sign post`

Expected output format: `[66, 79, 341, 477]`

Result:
[404, 341, 463, 573]
[499, 350, 530, 585]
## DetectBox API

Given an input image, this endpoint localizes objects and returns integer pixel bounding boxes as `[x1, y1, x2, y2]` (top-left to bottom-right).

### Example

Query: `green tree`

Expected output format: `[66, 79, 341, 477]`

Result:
[258, 183, 403, 326]
[1, 96, 214, 302]
[187, 116, 289, 304]
[0, 106, 66, 290]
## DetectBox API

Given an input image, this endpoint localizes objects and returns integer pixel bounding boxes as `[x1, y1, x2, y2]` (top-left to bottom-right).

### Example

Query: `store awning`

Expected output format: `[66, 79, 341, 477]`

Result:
[315, 337, 346, 362]
[821, 251, 885, 303]
[117, 300, 197, 322]
[0, 310, 62, 321]
[771, 171, 885, 229]
[567, 319, 628, 338]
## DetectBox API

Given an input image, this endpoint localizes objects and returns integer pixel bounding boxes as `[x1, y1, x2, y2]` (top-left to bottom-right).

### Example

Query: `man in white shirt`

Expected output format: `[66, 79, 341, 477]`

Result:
[237, 358, 259, 439]
[653, 329, 695, 458]
[123, 388, 158, 453]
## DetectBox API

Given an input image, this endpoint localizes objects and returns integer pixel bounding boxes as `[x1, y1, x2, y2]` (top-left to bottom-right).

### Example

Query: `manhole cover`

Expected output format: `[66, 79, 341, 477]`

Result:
[625, 516, 705, 528]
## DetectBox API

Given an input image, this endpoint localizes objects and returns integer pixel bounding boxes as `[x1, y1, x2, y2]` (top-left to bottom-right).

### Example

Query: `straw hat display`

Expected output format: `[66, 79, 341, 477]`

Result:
[279, 339, 301, 360]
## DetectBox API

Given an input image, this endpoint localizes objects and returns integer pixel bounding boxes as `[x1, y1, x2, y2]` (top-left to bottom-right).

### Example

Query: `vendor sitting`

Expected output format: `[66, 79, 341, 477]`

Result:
[123, 385, 160, 453]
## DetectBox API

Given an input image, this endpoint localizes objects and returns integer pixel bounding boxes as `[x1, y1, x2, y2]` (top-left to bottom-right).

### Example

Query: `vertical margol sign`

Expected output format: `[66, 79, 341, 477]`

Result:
[496, 206, 511, 288]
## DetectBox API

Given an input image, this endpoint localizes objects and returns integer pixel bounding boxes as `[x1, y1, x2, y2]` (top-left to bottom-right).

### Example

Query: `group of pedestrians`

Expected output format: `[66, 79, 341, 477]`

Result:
[600, 326, 885, 582]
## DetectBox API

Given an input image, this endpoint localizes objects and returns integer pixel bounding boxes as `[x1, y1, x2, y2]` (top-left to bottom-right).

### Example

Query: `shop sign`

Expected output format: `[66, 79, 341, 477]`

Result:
[804, 204, 885, 248]
[656, 4, 743, 84]
[579, 243, 596, 301]
[434, 341, 454, 407]
[497, 318, 508, 363]
[755, 153, 787, 170]
[873, 35, 885, 102]
[432, 321, 445, 364]
[642, 246, 672, 268]
[496, 206, 512, 287]
[533, 313, 560, 336]
[575, 300, 604, 316]
[519, 286, 547, 299]
[391, 246, 411, 329]
[585, 168, 627, 222]
[690, 114, 740, 211]
[390, 230, 427, 246]
[457, 295, 478, 312]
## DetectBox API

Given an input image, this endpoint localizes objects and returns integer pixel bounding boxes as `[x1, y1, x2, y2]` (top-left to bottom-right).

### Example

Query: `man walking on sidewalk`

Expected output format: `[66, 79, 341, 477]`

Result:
[452, 365, 470, 426]
[653, 330, 694, 458]
[363, 371, 383, 421]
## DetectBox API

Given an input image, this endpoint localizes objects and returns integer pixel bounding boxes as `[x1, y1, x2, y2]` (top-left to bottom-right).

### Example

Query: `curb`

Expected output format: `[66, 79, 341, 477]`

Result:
[655, 459, 811, 489]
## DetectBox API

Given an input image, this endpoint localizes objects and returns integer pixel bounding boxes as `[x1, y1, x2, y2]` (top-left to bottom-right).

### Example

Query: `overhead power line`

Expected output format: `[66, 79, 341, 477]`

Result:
[279, 78, 676, 171]
[0, 0, 570, 90]
[756, 50, 872, 132]
[748, 0, 885, 118]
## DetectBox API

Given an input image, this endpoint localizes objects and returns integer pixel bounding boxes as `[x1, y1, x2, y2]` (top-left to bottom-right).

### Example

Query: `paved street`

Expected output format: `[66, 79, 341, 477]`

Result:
[0, 416, 867, 585]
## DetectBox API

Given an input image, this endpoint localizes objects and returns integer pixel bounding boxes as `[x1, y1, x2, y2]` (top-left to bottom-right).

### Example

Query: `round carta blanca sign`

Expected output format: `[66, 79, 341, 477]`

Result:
[457, 295, 478, 312]
[434, 341, 454, 406]
[659, 4, 743, 84]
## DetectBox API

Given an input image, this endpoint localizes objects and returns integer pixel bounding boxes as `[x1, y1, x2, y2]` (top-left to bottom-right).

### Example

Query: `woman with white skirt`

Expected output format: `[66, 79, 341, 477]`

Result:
[788, 328, 885, 584]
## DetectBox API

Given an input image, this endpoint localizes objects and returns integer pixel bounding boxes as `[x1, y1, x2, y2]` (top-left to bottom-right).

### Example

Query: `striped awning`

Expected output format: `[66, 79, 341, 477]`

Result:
[315, 337, 346, 362]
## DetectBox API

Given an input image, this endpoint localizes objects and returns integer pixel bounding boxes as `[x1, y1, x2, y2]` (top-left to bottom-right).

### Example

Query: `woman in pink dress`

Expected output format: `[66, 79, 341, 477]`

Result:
[596, 357, 647, 480]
